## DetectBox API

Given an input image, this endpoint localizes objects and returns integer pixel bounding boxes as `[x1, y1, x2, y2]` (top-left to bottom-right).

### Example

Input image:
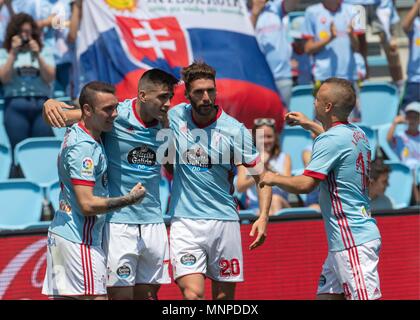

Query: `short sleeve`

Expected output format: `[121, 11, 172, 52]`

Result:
[303, 134, 341, 180]
[233, 125, 260, 167]
[65, 142, 97, 186]
[302, 9, 315, 39]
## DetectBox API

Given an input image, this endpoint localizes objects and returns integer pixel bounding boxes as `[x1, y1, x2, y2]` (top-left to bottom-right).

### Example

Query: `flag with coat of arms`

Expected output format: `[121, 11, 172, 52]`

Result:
[78, 0, 285, 130]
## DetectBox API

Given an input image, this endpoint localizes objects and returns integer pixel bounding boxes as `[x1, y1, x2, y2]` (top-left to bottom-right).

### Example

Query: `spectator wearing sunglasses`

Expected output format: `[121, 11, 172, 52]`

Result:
[236, 118, 291, 215]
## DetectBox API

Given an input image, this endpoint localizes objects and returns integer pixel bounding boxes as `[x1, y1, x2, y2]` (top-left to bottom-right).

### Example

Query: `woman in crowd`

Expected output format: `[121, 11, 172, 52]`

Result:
[236, 118, 291, 215]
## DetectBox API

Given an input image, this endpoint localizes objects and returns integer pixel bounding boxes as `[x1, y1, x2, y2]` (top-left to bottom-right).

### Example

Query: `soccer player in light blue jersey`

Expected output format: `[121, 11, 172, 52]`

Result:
[166, 61, 272, 300]
[42, 69, 179, 300]
[260, 78, 382, 300]
[42, 82, 146, 300]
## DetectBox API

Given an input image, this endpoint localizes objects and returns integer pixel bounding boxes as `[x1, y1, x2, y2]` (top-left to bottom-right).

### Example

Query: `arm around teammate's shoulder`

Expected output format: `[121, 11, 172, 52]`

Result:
[43, 98, 82, 127]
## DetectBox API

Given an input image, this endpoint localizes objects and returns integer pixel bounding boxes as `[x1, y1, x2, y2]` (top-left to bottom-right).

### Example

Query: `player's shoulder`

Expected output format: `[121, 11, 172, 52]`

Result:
[65, 123, 98, 151]
[116, 98, 135, 117]
[168, 102, 189, 118]
[218, 109, 245, 132]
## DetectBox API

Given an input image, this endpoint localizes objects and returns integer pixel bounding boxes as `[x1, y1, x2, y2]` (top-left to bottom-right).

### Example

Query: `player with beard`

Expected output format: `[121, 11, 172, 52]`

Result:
[166, 61, 272, 300]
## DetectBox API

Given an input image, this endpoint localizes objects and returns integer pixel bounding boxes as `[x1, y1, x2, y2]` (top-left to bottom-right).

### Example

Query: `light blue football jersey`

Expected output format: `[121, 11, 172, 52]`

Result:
[302, 3, 362, 81]
[303, 122, 381, 252]
[104, 98, 164, 224]
[49, 122, 108, 246]
[168, 103, 260, 221]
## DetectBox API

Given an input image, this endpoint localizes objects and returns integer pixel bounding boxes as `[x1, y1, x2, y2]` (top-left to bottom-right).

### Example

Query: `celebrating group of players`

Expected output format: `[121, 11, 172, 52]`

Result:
[40, 61, 382, 301]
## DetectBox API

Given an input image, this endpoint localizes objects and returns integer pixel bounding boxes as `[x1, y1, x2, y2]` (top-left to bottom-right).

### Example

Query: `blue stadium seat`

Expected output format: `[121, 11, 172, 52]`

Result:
[289, 85, 315, 120]
[384, 161, 413, 209]
[0, 98, 4, 123]
[359, 82, 399, 127]
[0, 180, 44, 229]
[0, 142, 11, 180]
[357, 124, 378, 160]
[46, 180, 61, 212]
[160, 177, 170, 215]
[377, 123, 406, 162]
[14, 137, 62, 187]
[416, 165, 420, 186]
[274, 207, 320, 217]
[280, 127, 312, 173]
[52, 127, 68, 140]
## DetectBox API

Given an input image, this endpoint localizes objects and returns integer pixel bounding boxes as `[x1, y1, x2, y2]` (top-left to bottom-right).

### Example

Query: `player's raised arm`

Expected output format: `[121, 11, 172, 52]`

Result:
[285, 111, 324, 137]
[73, 182, 146, 216]
[43, 98, 82, 127]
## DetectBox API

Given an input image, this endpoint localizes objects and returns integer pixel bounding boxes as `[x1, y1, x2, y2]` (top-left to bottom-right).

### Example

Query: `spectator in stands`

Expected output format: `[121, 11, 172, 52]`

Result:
[387, 102, 420, 171]
[0, 13, 55, 151]
[251, 0, 299, 108]
[236, 118, 291, 215]
[401, 0, 420, 109]
[387, 102, 420, 204]
[369, 159, 393, 210]
[290, 15, 313, 86]
[302, 0, 363, 120]
[343, 0, 404, 93]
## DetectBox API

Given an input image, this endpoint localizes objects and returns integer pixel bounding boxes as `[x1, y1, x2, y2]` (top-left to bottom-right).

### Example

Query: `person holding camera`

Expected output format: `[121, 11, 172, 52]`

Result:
[0, 13, 55, 157]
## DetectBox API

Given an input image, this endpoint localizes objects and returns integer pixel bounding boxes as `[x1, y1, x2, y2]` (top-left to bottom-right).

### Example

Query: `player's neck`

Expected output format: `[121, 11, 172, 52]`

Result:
[79, 119, 101, 142]
[137, 100, 155, 124]
[406, 127, 419, 136]
[323, 117, 348, 131]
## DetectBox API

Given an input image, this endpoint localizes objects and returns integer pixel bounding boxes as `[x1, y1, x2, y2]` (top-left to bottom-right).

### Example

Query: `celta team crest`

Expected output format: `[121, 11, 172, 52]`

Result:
[115, 16, 189, 68]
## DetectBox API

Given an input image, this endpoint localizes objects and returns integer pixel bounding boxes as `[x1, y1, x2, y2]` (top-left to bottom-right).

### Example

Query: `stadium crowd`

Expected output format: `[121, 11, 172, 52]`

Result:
[0, 0, 419, 218]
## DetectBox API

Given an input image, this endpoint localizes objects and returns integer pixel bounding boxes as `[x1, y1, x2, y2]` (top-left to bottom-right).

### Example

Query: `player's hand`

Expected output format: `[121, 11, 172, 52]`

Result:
[29, 39, 40, 55]
[259, 171, 278, 188]
[130, 183, 146, 203]
[393, 115, 406, 125]
[285, 111, 311, 129]
[43, 99, 74, 127]
[249, 215, 268, 250]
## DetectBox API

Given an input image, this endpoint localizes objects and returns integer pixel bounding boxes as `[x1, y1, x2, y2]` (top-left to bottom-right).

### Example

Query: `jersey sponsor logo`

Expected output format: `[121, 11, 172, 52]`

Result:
[182, 147, 212, 172]
[81, 157, 94, 177]
[127, 145, 157, 170]
[180, 254, 197, 266]
[116, 265, 131, 279]
[318, 274, 326, 287]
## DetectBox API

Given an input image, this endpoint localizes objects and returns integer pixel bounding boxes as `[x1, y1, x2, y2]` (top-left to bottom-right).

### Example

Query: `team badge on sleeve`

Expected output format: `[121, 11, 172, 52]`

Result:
[81, 157, 94, 177]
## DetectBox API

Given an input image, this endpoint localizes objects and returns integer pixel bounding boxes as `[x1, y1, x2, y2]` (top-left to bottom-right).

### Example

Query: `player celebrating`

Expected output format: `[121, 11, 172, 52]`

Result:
[167, 61, 272, 300]
[42, 69, 179, 300]
[42, 82, 146, 300]
[260, 78, 382, 300]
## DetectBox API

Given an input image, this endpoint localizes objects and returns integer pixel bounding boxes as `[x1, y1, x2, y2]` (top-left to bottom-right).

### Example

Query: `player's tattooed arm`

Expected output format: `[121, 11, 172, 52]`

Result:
[43, 99, 82, 127]
[74, 183, 146, 216]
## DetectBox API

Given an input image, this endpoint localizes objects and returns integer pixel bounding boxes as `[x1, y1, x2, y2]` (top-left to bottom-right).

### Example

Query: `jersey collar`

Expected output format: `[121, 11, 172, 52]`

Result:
[331, 121, 349, 128]
[78, 122, 101, 143]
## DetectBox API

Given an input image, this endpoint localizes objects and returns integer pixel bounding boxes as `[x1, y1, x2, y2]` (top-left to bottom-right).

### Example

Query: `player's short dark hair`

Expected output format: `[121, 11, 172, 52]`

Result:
[181, 61, 216, 92]
[79, 81, 116, 113]
[139, 68, 179, 92]
[322, 78, 356, 118]
[370, 160, 390, 181]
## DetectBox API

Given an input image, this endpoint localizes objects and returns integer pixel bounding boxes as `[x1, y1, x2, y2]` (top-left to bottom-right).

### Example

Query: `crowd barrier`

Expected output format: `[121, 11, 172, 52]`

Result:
[0, 209, 418, 300]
